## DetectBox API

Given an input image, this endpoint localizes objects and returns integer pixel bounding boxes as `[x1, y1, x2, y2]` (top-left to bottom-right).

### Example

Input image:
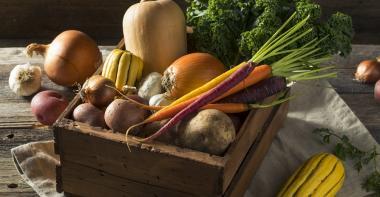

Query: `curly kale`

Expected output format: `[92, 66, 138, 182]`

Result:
[186, 0, 354, 66]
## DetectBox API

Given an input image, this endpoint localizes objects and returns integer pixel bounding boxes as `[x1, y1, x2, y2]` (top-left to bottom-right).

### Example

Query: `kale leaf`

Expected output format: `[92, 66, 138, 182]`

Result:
[186, 0, 354, 66]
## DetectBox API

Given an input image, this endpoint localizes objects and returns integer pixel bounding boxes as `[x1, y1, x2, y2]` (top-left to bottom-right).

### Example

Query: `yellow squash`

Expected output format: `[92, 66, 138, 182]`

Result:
[101, 49, 143, 90]
[278, 153, 345, 197]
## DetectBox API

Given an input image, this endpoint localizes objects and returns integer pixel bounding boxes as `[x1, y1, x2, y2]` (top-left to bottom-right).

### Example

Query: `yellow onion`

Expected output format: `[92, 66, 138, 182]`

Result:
[162, 53, 226, 99]
[26, 30, 102, 86]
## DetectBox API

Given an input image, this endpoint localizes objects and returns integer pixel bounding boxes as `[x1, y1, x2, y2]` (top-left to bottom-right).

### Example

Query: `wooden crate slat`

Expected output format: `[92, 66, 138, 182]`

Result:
[61, 161, 193, 197]
[56, 126, 223, 196]
[222, 95, 277, 192]
[224, 101, 289, 196]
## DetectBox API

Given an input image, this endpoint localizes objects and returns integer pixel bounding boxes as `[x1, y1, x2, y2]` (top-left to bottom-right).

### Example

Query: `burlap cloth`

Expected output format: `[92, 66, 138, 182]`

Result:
[11, 80, 380, 196]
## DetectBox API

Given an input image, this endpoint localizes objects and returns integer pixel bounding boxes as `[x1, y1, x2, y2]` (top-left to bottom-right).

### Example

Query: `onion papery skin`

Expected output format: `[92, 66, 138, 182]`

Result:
[354, 59, 380, 83]
[162, 53, 226, 99]
[28, 30, 102, 86]
[83, 75, 117, 108]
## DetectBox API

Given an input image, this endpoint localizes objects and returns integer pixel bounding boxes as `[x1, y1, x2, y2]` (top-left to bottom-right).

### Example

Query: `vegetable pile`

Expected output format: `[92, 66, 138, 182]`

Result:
[9, 0, 359, 195]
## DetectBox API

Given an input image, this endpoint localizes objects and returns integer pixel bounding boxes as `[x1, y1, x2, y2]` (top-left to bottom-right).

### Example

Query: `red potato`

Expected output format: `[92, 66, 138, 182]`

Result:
[31, 90, 68, 125]
[73, 103, 106, 128]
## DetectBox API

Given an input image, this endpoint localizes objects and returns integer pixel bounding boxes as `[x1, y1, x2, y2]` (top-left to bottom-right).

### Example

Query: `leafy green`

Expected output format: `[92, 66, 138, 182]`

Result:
[186, 0, 354, 66]
[313, 128, 380, 195]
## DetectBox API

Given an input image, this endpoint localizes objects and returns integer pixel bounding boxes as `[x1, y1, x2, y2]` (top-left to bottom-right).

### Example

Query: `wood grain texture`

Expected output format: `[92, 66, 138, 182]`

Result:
[55, 121, 224, 196]
[0, 0, 378, 45]
[0, 127, 52, 196]
[61, 161, 193, 197]
[0, 0, 187, 45]
[222, 95, 278, 193]
[224, 98, 289, 197]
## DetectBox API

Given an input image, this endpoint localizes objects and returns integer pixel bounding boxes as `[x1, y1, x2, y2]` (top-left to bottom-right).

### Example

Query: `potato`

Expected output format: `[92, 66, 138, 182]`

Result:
[73, 103, 106, 128]
[178, 109, 235, 155]
[105, 96, 149, 133]
[31, 90, 69, 125]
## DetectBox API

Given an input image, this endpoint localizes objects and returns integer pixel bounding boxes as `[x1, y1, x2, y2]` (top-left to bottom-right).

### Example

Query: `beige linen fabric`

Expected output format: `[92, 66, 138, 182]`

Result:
[246, 80, 380, 197]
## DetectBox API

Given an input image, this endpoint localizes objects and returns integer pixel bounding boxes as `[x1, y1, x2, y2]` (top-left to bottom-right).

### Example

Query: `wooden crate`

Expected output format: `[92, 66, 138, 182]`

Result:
[53, 41, 290, 197]
[53, 97, 288, 196]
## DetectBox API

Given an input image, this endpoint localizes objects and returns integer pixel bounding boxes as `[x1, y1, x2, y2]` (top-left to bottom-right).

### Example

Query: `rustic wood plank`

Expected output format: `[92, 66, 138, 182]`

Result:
[328, 68, 374, 94]
[330, 45, 380, 69]
[339, 93, 380, 140]
[0, 192, 38, 197]
[0, 1, 379, 44]
[0, 47, 113, 129]
[0, 127, 52, 196]
[0, 0, 187, 43]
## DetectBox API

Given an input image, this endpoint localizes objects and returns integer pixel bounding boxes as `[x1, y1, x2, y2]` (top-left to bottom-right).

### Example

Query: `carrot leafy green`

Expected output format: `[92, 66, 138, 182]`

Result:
[186, 0, 353, 67]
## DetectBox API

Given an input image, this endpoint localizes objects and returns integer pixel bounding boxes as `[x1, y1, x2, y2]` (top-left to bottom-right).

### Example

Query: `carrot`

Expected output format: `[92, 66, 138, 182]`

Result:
[146, 64, 271, 121]
[137, 61, 257, 142]
[218, 76, 286, 103]
[214, 64, 272, 100]
[168, 61, 248, 106]
[110, 75, 282, 117]
[121, 64, 272, 131]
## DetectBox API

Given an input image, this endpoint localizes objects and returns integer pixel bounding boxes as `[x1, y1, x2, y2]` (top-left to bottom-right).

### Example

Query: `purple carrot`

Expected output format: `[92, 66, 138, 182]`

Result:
[140, 61, 257, 142]
[218, 77, 287, 103]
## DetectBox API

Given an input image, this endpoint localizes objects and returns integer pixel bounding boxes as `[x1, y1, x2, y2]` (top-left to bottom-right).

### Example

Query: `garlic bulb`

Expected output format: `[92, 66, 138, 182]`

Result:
[138, 72, 163, 100]
[149, 94, 173, 107]
[9, 63, 42, 96]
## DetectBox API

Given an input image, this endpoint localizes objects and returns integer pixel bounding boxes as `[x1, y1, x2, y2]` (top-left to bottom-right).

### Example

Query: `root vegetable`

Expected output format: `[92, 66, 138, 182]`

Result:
[8, 63, 42, 96]
[218, 76, 286, 103]
[105, 97, 149, 133]
[177, 109, 235, 155]
[73, 103, 106, 128]
[82, 75, 117, 108]
[31, 90, 68, 125]
[26, 30, 102, 86]
[135, 62, 255, 142]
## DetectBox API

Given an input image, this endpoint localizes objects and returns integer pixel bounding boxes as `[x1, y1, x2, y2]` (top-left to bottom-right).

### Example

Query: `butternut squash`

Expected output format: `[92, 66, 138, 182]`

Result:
[122, 0, 187, 76]
[278, 153, 345, 197]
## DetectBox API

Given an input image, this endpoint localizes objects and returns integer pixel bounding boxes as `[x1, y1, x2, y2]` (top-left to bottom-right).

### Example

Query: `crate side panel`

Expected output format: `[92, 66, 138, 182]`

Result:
[224, 101, 289, 196]
[61, 161, 193, 197]
[57, 129, 223, 196]
[222, 96, 277, 192]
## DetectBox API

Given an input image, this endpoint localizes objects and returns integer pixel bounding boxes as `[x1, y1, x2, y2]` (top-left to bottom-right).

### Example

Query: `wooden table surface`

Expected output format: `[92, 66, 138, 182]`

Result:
[1, 45, 380, 196]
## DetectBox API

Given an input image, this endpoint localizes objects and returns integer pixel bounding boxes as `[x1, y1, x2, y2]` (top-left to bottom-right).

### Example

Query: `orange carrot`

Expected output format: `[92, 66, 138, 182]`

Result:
[147, 65, 271, 121]
[126, 64, 272, 129]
